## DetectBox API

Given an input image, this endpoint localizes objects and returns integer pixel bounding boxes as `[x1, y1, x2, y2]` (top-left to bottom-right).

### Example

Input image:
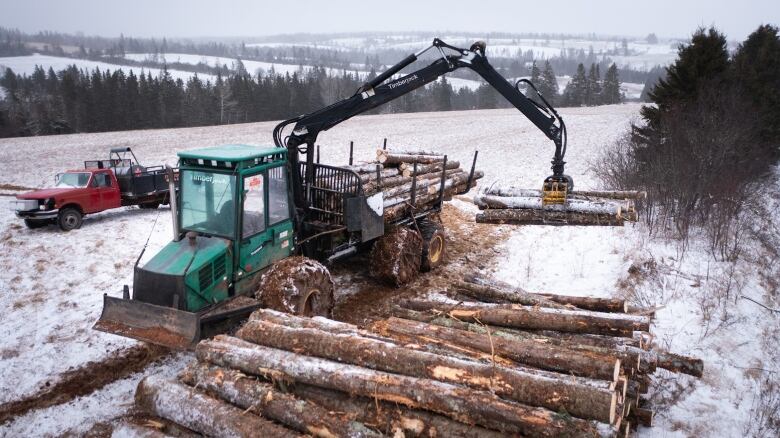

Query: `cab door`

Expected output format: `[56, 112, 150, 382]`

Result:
[237, 167, 294, 277]
[95, 171, 121, 210]
[265, 166, 294, 262]
[237, 172, 274, 276]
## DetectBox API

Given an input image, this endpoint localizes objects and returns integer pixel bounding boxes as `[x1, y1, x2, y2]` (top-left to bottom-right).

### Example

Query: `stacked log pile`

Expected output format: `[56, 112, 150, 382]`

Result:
[129, 282, 703, 438]
[338, 149, 483, 222]
[474, 184, 645, 226]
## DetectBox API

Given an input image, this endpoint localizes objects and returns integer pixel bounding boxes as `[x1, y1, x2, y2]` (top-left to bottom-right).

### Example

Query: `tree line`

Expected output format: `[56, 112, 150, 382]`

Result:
[595, 25, 780, 259]
[527, 60, 623, 106]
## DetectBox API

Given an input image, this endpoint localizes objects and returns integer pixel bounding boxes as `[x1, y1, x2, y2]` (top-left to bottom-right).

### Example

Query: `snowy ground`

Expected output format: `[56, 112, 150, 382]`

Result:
[0, 103, 777, 436]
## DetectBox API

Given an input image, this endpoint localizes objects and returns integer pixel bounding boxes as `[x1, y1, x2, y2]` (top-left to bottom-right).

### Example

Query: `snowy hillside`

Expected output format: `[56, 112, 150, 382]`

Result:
[0, 104, 777, 436]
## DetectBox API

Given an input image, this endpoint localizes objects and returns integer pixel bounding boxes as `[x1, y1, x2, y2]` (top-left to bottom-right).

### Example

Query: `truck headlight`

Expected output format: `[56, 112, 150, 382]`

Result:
[41, 198, 52, 210]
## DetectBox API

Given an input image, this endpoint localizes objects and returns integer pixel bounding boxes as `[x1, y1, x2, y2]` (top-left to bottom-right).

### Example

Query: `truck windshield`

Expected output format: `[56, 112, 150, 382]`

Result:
[180, 170, 237, 238]
[55, 172, 91, 188]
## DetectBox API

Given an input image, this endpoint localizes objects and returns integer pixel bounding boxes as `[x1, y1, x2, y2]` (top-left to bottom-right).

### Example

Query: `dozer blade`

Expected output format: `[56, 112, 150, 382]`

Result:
[93, 295, 201, 350]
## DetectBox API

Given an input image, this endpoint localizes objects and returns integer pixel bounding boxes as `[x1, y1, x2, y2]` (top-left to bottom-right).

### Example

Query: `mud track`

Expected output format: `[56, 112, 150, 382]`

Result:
[333, 203, 510, 327]
[0, 344, 168, 425]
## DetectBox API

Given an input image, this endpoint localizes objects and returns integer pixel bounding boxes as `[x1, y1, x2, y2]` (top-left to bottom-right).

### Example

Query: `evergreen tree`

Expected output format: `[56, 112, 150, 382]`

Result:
[538, 61, 559, 105]
[640, 27, 730, 133]
[562, 63, 587, 106]
[731, 24, 780, 161]
[527, 61, 543, 105]
[601, 63, 622, 104]
[586, 63, 602, 105]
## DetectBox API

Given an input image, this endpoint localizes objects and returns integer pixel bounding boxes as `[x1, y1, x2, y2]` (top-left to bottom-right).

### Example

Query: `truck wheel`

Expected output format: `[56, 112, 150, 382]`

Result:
[419, 219, 446, 272]
[23, 219, 49, 229]
[369, 227, 423, 286]
[139, 202, 160, 209]
[57, 208, 83, 231]
[255, 256, 335, 318]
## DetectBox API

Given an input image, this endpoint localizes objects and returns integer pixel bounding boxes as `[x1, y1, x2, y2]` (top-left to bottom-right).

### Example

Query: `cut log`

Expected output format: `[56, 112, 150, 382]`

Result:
[180, 363, 381, 438]
[426, 171, 484, 195]
[290, 384, 512, 438]
[111, 422, 175, 438]
[476, 208, 625, 226]
[452, 279, 568, 309]
[375, 317, 621, 381]
[379, 148, 444, 157]
[377, 150, 445, 165]
[390, 308, 640, 375]
[135, 375, 300, 438]
[400, 160, 460, 177]
[481, 185, 646, 201]
[236, 319, 620, 423]
[383, 181, 474, 222]
[462, 275, 628, 312]
[629, 407, 654, 427]
[655, 350, 704, 377]
[399, 298, 650, 337]
[197, 336, 604, 437]
[474, 194, 625, 216]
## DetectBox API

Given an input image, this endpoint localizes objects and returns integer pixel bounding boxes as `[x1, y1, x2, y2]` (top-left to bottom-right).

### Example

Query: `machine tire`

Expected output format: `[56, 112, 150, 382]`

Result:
[255, 256, 335, 318]
[369, 227, 423, 286]
[24, 219, 49, 229]
[57, 208, 83, 231]
[139, 201, 160, 209]
[419, 218, 446, 272]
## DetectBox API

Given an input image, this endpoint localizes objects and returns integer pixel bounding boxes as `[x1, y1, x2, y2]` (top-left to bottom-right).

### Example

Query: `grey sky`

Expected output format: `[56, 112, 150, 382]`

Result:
[1, 0, 777, 40]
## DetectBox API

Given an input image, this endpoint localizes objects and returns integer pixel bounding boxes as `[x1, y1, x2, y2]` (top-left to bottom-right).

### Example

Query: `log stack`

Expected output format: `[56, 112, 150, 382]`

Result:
[474, 184, 645, 226]
[128, 278, 702, 437]
[336, 149, 483, 223]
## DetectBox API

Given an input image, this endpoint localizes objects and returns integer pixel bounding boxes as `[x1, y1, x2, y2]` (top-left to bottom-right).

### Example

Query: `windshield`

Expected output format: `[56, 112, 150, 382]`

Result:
[180, 170, 237, 238]
[55, 172, 91, 188]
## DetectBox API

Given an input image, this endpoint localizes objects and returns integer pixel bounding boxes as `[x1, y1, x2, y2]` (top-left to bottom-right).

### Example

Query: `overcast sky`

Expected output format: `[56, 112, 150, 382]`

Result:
[2, 0, 777, 41]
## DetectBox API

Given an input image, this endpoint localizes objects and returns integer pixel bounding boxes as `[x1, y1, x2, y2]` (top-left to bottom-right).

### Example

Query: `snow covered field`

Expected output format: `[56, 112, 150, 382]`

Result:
[0, 53, 216, 83]
[0, 103, 777, 436]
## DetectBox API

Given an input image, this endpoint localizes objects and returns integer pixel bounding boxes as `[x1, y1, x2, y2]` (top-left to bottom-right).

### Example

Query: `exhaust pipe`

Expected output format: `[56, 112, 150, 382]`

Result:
[166, 165, 180, 242]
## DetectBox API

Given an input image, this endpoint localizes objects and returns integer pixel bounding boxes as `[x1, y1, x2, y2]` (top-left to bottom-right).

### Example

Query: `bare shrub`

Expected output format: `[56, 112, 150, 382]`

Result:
[744, 375, 780, 437]
[593, 82, 769, 260]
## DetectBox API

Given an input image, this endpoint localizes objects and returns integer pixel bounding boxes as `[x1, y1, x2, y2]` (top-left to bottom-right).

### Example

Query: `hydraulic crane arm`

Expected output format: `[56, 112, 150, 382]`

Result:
[273, 38, 570, 214]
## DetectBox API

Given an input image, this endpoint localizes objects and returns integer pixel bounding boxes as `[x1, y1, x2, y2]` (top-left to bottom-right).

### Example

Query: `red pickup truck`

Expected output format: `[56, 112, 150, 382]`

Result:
[10, 148, 177, 231]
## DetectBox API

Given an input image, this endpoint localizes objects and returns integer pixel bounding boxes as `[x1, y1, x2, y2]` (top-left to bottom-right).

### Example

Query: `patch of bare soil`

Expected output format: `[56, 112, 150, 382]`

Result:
[0, 344, 169, 425]
[332, 204, 511, 327]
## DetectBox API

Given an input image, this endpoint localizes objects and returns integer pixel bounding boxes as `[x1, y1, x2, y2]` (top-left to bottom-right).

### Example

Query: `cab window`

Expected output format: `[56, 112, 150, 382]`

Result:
[93, 173, 111, 187]
[268, 166, 290, 226]
[242, 174, 265, 237]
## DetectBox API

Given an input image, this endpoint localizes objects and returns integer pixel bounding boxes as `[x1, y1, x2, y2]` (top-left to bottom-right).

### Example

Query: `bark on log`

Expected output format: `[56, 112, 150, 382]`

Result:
[197, 336, 604, 438]
[390, 308, 640, 376]
[383, 171, 469, 207]
[236, 319, 620, 423]
[289, 384, 512, 438]
[452, 279, 569, 309]
[383, 181, 474, 222]
[135, 375, 300, 438]
[630, 407, 654, 427]
[400, 160, 460, 177]
[379, 148, 444, 157]
[180, 363, 381, 438]
[249, 308, 515, 366]
[462, 275, 628, 312]
[426, 171, 484, 195]
[399, 298, 650, 337]
[654, 350, 704, 377]
[481, 185, 646, 201]
[111, 422, 175, 438]
[474, 194, 625, 216]
[476, 208, 625, 226]
[375, 317, 622, 381]
[377, 151, 445, 165]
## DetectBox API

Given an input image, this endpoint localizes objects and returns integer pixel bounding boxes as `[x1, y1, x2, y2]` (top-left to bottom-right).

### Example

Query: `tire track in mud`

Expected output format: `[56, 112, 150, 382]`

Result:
[332, 203, 511, 327]
[0, 344, 169, 425]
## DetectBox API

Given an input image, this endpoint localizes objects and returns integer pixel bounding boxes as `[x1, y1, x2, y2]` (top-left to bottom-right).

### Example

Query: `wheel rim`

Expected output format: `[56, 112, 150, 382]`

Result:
[429, 235, 443, 263]
[64, 213, 78, 228]
[298, 288, 318, 316]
